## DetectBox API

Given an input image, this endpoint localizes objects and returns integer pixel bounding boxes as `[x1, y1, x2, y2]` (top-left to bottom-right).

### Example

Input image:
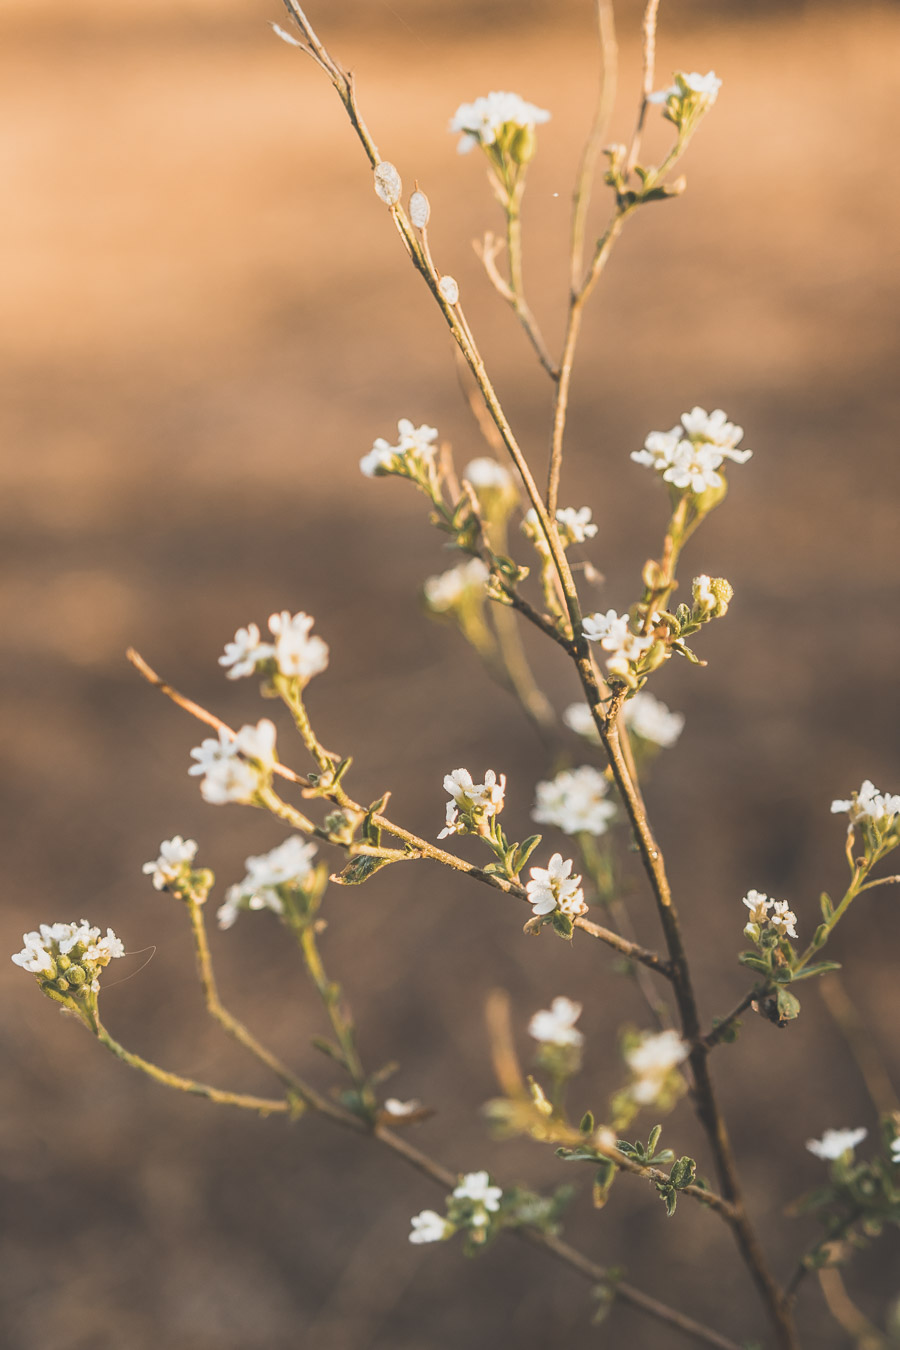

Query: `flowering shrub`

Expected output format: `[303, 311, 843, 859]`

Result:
[13, 4, 900, 1349]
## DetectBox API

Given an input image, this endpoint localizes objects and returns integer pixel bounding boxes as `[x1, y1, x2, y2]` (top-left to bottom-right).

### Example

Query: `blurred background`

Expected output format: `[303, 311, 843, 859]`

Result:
[3, 1, 899, 1346]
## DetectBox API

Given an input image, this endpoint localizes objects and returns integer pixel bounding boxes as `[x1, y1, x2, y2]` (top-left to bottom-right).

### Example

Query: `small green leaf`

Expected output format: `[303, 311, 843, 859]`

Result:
[775, 986, 801, 1022]
[331, 854, 395, 885]
[550, 910, 574, 940]
[820, 892, 834, 920]
[592, 1159, 617, 1209]
[669, 1156, 697, 1190]
[311, 1036, 347, 1066]
[580, 1111, 595, 1135]
[510, 834, 542, 875]
[790, 961, 842, 982]
[647, 1124, 662, 1155]
[812, 923, 830, 948]
[738, 953, 772, 975]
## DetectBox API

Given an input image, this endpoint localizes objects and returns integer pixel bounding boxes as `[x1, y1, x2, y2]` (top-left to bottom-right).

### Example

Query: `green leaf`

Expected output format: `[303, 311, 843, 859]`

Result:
[790, 961, 842, 982]
[775, 986, 801, 1022]
[510, 834, 542, 875]
[311, 1036, 347, 1066]
[738, 953, 772, 975]
[331, 854, 395, 885]
[363, 792, 390, 845]
[592, 1160, 617, 1209]
[820, 891, 834, 920]
[647, 1124, 662, 1156]
[580, 1111, 595, 1135]
[555, 1146, 603, 1163]
[812, 923, 830, 949]
[669, 1156, 697, 1190]
[615, 1139, 641, 1159]
[550, 910, 574, 940]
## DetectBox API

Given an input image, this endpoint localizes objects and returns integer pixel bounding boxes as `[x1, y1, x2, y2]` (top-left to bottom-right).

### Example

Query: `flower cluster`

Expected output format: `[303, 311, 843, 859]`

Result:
[648, 71, 722, 133]
[832, 780, 900, 829]
[742, 889, 799, 943]
[528, 996, 584, 1049]
[631, 406, 751, 496]
[188, 720, 278, 805]
[450, 91, 550, 157]
[532, 765, 615, 836]
[806, 1127, 868, 1161]
[439, 768, 506, 838]
[423, 558, 489, 613]
[624, 1029, 690, 1106]
[219, 612, 329, 686]
[691, 575, 733, 621]
[217, 835, 319, 929]
[360, 418, 439, 485]
[522, 505, 597, 552]
[12, 921, 125, 1002]
[562, 692, 684, 749]
[409, 1170, 504, 1247]
[581, 608, 657, 685]
[142, 835, 198, 892]
[526, 854, 587, 921]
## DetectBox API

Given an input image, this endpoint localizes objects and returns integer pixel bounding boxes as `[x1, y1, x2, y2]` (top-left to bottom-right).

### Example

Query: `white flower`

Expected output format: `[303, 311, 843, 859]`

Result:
[526, 853, 586, 919]
[626, 1029, 689, 1104]
[188, 726, 236, 777]
[770, 900, 799, 940]
[555, 507, 598, 546]
[623, 693, 684, 748]
[234, 719, 278, 768]
[693, 575, 716, 612]
[806, 1127, 868, 1161]
[11, 933, 55, 973]
[409, 1210, 450, 1244]
[267, 611, 329, 682]
[424, 558, 489, 612]
[631, 426, 682, 471]
[662, 440, 724, 494]
[83, 929, 126, 964]
[218, 836, 317, 928]
[452, 1171, 502, 1211]
[12, 920, 125, 993]
[463, 458, 514, 491]
[360, 418, 439, 478]
[648, 71, 722, 111]
[189, 721, 276, 806]
[532, 766, 615, 836]
[384, 1097, 422, 1117]
[890, 1138, 900, 1164]
[742, 890, 772, 925]
[142, 836, 198, 891]
[441, 768, 506, 831]
[219, 624, 275, 680]
[528, 997, 584, 1048]
[633, 407, 750, 493]
[831, 780, 900, 826]
[562, 702, 601, 744]
[680, 407, 751, 463]
[450, 91, 550, 154]
[437, 801, 463, 840]
[200, 758, 260, 806]
[582, 608, 631, 648]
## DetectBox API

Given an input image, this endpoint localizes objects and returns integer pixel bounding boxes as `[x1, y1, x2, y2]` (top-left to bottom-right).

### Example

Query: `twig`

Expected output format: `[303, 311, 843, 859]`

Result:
[701, 986, 761, 1051]
[569, 0, 619, 289]
[625, 0, 661, 177]
[127, 650, 669, 977]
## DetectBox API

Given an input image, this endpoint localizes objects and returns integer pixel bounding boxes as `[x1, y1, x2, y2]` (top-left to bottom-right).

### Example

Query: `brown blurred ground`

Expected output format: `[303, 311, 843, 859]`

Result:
[2, 2, 899, 1348]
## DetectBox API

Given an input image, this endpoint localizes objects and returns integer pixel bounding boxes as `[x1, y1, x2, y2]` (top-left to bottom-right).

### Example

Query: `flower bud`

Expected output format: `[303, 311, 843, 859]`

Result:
[409, 190, 430, 229]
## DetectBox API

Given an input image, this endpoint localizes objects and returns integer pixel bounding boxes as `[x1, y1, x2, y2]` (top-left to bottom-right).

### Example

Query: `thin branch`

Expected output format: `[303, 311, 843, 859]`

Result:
[701, 986, 761, 1051]
[625, 0, 661, 178]
[569, 0, 619, 289]
[127, 650, 669, 977]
